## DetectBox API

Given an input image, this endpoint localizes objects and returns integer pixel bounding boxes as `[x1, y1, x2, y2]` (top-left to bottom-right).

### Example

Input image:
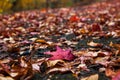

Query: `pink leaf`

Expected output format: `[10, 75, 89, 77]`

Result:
[112, 71, 120, 80]
[44, 46, 75, 61]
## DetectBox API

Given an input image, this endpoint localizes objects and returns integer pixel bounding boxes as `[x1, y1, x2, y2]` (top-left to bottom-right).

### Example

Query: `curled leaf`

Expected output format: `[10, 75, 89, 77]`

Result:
[87, 41, 102, 47]
[47, 60, 65, 67]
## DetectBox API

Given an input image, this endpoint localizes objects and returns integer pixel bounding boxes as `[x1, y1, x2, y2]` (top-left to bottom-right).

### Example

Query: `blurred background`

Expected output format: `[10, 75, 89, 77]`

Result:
[0, 0, 103, 13]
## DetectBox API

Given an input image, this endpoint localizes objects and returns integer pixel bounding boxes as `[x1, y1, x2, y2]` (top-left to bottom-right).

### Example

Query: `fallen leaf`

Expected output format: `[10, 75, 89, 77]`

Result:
[32, 58, 48, 71]
[91, 23, 101, 32]
[87, 41, 102, 47]
[0, 76, 14, 80]
[109, 42, 120, 55]
[94, 57, 110, 66]
[47, 60, 65, 67]
[69, 15, 79, 22]
[0, 57, 33, 79]
[105, 68, 116, 78]
[44, 46, 75, 61]
[46, 67, 70, 74]
[35, 39, 47, 44]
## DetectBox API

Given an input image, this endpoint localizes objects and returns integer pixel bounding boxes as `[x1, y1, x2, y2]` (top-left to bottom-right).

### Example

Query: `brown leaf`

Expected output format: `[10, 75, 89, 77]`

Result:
[0, 76, 14, 80]
[0, 57, 33, 79]
[91, 23, 101, 32]
[47, 60, 65, 67]
[94, 57, 110, 66]
[32, 58, 48, 71]
[46, 67, 70, 74]
[105, 68, 116, 78]
[109, 42, 120, 55]
[35, 39, 47, 44]
[87, 41, 102, 47]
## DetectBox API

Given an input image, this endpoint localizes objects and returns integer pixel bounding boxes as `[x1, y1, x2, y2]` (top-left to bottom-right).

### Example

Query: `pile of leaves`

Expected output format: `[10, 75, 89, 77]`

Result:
[0, 0, 120, 80]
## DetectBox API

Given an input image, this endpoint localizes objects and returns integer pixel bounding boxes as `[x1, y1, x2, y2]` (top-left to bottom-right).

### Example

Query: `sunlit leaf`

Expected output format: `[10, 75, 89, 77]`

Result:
[0, 76, 14, 80]
[47, 60, 65, 67]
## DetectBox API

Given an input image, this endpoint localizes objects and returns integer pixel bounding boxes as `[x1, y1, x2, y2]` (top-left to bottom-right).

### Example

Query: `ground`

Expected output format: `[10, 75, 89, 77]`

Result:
[0, 0, 120, 80]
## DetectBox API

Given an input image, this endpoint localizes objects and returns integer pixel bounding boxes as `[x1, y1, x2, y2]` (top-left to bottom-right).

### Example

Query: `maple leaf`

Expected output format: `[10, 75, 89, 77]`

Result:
[44, 46, 75, 61]
[69, 15, 79, 22]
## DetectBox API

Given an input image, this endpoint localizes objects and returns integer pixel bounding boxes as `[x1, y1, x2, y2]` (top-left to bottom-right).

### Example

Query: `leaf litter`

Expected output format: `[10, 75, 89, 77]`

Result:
[0, 0, 120, 80]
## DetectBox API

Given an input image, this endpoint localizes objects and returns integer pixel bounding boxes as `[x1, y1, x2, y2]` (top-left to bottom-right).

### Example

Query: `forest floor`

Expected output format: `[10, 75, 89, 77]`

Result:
[0, 0, 120, 80]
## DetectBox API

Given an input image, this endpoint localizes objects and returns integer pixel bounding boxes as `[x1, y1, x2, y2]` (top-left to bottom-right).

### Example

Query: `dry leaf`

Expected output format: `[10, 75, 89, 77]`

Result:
[92, 23, 101, 32]
[0, 76, 14, 80]
[87, 41, 102, 47]
[94, 57, 110, 66]
[105, 68, 116, 78]
[35, 39, 47, 44]
[47, 60, 65, 67]
[46, 67, 70, 74]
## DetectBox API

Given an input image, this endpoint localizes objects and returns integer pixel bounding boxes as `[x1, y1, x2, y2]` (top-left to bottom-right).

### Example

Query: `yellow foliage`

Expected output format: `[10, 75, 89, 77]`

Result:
[0, 0, 74, 13]
[15, 0, 46, 10]
[15, 0, 34, 10]
[0, 0, 12, 13]
[0, 9, 3, 13]
[60, 0, 73, 7]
